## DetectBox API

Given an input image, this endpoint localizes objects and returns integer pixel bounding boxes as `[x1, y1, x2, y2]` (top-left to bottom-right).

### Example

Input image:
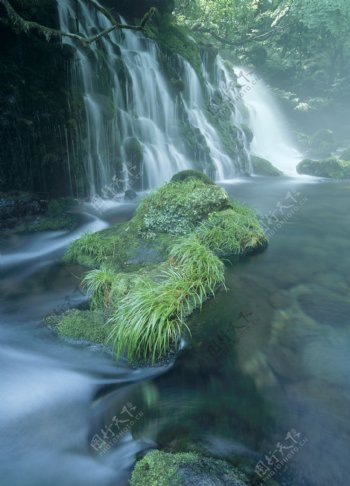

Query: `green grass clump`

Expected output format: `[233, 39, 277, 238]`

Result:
[196, 205, 267, 257]
[169, 234, 225, 296]
[109, 235, 224, 363]
[82, 266, 156, 310]
[135, 179, 230, 238]
[64, 231, 115, 267]
[45, 309, 110, 345]
[82, 265, 117, 309]
[63, 223, 139, 268]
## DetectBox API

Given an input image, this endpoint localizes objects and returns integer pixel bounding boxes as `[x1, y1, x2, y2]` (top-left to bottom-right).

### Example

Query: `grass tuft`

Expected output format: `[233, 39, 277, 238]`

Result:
[108, 235, 225, 363]
[196, 205, 267, 257]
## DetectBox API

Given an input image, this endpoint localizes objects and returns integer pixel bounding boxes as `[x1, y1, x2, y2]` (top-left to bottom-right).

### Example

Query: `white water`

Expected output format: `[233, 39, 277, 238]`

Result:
[235, 68, 302, 175]
[57, 0, 250, 195]
[181, 56, 251, 180]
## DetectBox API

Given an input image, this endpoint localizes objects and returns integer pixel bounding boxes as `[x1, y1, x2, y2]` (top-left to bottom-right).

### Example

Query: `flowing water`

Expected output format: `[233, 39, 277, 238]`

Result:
[235, 67, 302, 175]
[1, 177, 350, 486]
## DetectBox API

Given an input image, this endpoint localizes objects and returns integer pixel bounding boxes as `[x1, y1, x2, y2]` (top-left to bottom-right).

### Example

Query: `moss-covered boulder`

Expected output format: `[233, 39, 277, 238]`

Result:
[171, 169, 214, 185]
[251, 156, 282, 176]
[27, 197, 78, 231]
[135, 178, 230, 238]
[297, 157, 350, 179]
[130, 451, 248, 486]
[196, 205, 267, 257]
[56, 175, 267, 363]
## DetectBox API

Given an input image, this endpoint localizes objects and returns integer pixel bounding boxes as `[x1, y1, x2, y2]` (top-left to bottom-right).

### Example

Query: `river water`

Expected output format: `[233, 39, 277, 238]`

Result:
[1, 177, 349, 486]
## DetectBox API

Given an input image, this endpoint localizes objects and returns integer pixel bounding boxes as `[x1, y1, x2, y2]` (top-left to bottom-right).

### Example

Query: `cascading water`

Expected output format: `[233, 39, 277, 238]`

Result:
[235, 68, 302, 175]
[181, 56, 251, 181]
[203, 56, 252, 176]
[57, 0, 251, 196]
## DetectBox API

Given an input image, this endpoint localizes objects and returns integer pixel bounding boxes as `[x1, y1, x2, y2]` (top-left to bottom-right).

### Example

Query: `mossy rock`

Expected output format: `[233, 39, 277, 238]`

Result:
[171, 78, 186, 94]
[154, 22, 202, 74]
[124, 137, 143, 164]
[26, 197, 77, 232]
[130, 451, 248, 486]
[44, 309, 111, 345]
[251, 156, 282, 176]
[196, 205, 268, 257]
[171, 170, 214, 185]
[63, 177, 267, 363]
[63, 222, 140, 269]
[297, 157, 350, 179]
[136, 178, 230, 238]
[28, 214, 77, 232]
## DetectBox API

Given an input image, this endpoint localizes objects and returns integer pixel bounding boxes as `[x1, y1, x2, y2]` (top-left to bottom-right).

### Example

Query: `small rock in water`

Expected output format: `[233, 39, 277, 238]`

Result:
[124, 189, 138, 200]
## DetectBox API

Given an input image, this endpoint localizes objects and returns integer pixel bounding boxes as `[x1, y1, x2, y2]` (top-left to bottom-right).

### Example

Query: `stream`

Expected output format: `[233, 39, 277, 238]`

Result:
[1, 176, 350, 486]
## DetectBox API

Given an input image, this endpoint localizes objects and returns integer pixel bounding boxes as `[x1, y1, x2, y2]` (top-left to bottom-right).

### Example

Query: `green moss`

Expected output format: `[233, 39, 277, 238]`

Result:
[170, 78, 185, 94]
[44, 309, 110, 345]
[206, 109, 236, 155]
[297, 157, 350, 178]
[27, 197, 77, 232]
[124, 137, 143, 164]
[170, 170, 214, 185]
[130, 451, 248, 486]
[63, 222, 139, 268]
[251, 156, 282, 176]
[135, 178, 231, 238]
[196, 206, 268, 257]
[154, 22, 202, 74]
[28, 214, 76, 231]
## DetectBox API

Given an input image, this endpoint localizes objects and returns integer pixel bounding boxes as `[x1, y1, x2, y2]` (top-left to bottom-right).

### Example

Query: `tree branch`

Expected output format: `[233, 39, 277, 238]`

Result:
[0, 0, 156, 45]
[192, 24, 284, 47]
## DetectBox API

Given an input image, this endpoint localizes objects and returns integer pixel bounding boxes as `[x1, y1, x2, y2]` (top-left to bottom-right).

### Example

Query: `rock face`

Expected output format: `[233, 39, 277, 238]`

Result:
[251, 156, 282, 176]
[297, 157, 350, 178]
[130, 451, 249, 486]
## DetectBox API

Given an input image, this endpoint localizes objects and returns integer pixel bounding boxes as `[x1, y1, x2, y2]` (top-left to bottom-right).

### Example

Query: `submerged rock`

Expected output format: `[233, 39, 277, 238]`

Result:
[251, 156, 282, 176]
[130, 451, 249, 486]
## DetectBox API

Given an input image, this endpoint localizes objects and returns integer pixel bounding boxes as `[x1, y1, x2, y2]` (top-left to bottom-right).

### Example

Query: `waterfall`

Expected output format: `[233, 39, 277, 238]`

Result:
[181, 56, 251, 181]
[235, 68, 302, 175]
[57, 0, 251, 196]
